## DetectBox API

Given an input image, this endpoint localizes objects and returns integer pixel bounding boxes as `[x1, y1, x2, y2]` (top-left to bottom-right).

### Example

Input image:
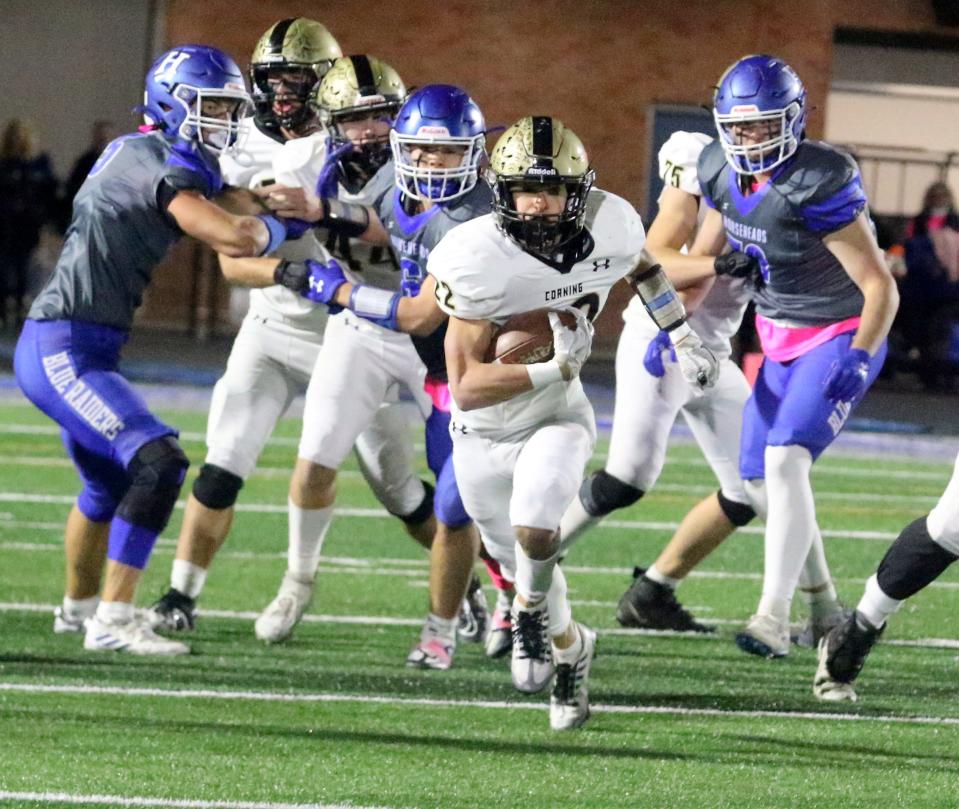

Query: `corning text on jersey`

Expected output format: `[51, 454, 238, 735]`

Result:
[723, 215, 767, 244]
[545, 282, 584, 302]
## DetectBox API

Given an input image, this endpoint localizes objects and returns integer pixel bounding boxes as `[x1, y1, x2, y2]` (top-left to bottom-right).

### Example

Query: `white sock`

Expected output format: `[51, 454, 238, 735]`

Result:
[424, 612, 457, 643]
[171, 559, 207, 600]
[287, 499, 334, 581]
[545, 565, 572, 637]
[798, 528, 839, 619]
[96, 600, 134, 624]
[646, 564, 680, 590]
[558, 494, 600, 556]
[495, 587, 514, 613]
[856, 574, 902, 630]
[63, 595, 98, 619]
[514, 542, 561, 604]
[553, 622, 583, 664]
[757, 445, 816, 623]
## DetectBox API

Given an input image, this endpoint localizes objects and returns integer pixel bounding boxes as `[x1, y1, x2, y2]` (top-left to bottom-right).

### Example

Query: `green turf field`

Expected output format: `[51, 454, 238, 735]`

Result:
[0, 399, 957, 809]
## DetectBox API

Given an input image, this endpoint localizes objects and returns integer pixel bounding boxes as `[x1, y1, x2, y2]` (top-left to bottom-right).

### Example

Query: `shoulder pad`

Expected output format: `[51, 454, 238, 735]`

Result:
[658, 131, 713, 195]
[428, 219, 505, 319]
[779, 141, 866, 233]
[587, 189, 646, 256]
[696, 140, 727, 208]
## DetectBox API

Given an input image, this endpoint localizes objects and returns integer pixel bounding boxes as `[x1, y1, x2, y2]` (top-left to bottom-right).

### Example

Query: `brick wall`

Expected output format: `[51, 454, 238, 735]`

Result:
[147, 0, 949, 344]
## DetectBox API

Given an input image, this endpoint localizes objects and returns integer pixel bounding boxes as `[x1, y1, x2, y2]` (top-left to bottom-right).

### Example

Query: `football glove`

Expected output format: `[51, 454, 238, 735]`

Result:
[643, 329, 677, 378]
[550, 308, 594, 381]
[823, 348, 871, 403]
[714, 251, 759, 278]
[316, 138, 356, 199]
[672, 325, 719, 391]
[302, 259, 347, 310]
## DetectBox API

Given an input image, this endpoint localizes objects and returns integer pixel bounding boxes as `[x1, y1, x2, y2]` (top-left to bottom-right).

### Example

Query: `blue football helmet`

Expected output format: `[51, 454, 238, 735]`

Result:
[141, 45, 252, 154]
[390, 84, 486, 203]
[713, 54, 806, 175]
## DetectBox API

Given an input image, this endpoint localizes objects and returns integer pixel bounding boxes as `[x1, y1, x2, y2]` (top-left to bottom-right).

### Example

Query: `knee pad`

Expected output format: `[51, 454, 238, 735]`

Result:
[717, 489, 756, 527]
[876, 516, 959, 601]
[192, 463, 244, 510]
[397, 479, 434, 526]
[579, 470, 644, 518]
[116, 436, 189, 532]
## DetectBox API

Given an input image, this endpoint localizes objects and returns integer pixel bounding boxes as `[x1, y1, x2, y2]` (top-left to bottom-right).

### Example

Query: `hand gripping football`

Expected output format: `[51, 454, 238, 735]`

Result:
[486, 308, 579, 364]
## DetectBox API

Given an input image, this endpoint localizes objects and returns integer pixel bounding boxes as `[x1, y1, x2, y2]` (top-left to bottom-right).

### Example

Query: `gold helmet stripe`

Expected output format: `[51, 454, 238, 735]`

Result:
[268, 18, 296, 54]
[531, 116, 554, 166]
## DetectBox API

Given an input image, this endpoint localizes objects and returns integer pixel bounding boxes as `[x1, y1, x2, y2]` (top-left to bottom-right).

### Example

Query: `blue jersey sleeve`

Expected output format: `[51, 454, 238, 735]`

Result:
[787, 142, 867, 235]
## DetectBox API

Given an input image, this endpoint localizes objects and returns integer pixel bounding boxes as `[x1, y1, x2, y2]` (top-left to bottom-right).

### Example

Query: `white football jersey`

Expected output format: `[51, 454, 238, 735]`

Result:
[429, 188, 645, 438]
[218, 120, 332, 329]
[624, 131, 749, 361]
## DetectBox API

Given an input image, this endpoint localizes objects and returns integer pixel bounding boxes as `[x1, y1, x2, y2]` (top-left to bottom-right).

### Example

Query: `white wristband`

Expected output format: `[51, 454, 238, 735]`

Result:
[668, 321, 692, 343]
[526, 359, 564, 389]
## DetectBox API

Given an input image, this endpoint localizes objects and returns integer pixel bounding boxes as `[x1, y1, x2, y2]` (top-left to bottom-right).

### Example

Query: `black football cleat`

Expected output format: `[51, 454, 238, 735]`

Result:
[616, 567, 714, 633]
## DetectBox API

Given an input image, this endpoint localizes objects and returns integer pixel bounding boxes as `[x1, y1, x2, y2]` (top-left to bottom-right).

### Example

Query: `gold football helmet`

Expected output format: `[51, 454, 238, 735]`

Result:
[250, 18, 342, 130]
[488, 116, 594, 253]
[314, 55, 406, 189]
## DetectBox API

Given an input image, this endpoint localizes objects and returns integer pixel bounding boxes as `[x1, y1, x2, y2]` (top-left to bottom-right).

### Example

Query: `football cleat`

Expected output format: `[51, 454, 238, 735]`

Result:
[485, 596, 513, 659]
[510, 597, 553, 694]
[616, 567, 714, 633]
[146, 588, 198, 633]
[735, 613, 790, 658]
[550, 623, 597, 731]
[53, 605, 94, 634]
[792, 605, 853, 649]
[84, 614, 190, 656]
[812, 611, 883, 701]
[406, 636, 455, 670]
[254, 571, 314, 643]
[457, 575, 490, 643]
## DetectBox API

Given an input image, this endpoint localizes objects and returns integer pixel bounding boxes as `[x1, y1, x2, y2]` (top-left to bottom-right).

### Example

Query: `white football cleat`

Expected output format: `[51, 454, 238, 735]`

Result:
[254, 571, 314, 643]
[735, 613, 790, 658]
[53, 605, 92, 634]
[550, 623, 597, 731]
[84, 614, 189, 655]
[813, 637, 858, 702]
[510, 597, 553, 694]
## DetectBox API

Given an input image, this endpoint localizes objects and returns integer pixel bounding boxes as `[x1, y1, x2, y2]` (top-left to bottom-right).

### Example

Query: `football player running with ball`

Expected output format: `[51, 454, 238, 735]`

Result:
[17, 44, 297, 654]
[695, 55, 898, 659]
[428, 116, 718, 729]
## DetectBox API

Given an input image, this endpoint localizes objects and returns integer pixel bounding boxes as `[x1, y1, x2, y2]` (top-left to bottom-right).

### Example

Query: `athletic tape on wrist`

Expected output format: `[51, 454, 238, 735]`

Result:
[527, 360, 564, 388]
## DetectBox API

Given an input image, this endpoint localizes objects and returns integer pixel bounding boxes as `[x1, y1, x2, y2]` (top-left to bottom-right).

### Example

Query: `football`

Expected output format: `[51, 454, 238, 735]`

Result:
[486, 308, 578, 365]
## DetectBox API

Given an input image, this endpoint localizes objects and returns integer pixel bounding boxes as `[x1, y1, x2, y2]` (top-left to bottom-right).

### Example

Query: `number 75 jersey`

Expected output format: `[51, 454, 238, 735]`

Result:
[427, 187, 646, 438]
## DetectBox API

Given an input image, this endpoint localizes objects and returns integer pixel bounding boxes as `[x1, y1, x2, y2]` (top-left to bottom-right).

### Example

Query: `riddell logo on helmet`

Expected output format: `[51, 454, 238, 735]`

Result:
[417, 125, 451, 136]
[730, 105, 761, 114]
[525, 166, 558, 176]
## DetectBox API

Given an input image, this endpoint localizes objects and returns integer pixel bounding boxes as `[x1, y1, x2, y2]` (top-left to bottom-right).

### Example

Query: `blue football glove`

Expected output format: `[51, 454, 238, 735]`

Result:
[823, 348, 871, 403]
[302, 259, 347, 310]
[643, 329, 677, 378]
[281, 217, 314, 240]
[316, 138, 356, 199]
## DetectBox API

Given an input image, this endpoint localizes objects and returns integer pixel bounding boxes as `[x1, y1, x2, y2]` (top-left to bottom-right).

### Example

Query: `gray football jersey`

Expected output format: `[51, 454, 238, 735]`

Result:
[369, 162, 493, 379]
[698, 139, 868, 325]
[31, 132, 215, 330]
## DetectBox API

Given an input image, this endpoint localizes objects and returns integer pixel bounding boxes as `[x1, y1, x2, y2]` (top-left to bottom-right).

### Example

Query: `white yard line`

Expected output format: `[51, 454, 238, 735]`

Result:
[0, 792, 389, 809]
[1, 681, 957, 728]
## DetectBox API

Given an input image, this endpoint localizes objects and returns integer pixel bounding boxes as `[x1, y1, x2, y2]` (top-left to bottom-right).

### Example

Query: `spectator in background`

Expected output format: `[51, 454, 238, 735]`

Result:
[900, 181, 959, 389]
[0, 119, 58, 329]
[64, 120, 114, 211]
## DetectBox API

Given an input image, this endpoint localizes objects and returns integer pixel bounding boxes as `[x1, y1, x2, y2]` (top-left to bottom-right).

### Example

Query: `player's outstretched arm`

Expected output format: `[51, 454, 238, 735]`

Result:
[167, 189, 278, 257]
[647, 187, 722, 291]
[254, 184, 390, 246]
[825, 212, 900, 356]
[217, 254, 283, 288]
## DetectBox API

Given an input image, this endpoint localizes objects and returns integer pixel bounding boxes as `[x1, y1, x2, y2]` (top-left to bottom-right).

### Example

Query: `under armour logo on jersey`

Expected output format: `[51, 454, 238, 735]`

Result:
[153, 50, 191, 81]
[450, 421, 468, 435]
[592, 259, 611, 272]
